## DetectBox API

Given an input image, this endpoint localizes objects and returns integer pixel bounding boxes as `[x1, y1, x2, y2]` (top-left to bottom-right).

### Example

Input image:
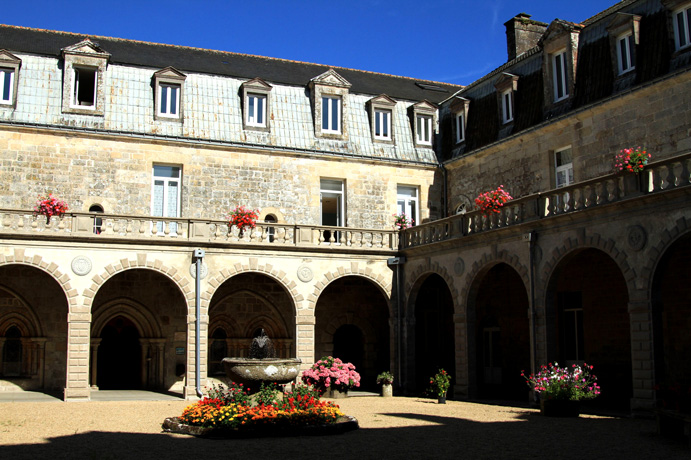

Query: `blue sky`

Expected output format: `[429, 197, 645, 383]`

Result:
[3, 0, 614, 85]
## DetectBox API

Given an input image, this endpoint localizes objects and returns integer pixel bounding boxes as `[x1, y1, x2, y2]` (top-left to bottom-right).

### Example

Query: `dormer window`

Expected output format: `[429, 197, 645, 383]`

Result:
[368, 94, 396, 143]
[0, 50, 21, 108]
[309, 69, 351, 140]
[241, 77, 272, 131]
[454, 112, 465, 143]
[153, 67, 186, 122]
[411, 100, 436, 147]
[673, 4, 691, 50]
[617, 33, 635, 74]
[61, 40, 110, 116]
[494, 73, 518, 124]
[552, 50, 569, 102]
[449, 96, 469, 145]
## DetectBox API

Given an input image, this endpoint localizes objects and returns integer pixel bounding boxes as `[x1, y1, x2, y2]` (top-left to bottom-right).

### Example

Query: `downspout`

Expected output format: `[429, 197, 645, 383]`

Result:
[440, 162, 448, 219]
[193, 249, 205, 399]
[528, 231, 538, 402]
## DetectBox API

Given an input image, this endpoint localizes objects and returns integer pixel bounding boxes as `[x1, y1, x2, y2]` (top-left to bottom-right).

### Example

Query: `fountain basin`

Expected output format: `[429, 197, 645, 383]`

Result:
[222, 357, 302, 388]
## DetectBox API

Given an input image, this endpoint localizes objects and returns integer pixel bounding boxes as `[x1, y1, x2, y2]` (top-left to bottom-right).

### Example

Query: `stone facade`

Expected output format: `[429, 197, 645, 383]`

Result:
[0, 0, 689, 414]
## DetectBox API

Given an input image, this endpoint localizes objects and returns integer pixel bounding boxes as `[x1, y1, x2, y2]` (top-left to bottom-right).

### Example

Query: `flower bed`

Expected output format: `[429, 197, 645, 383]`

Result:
[163, 382, 358, 438]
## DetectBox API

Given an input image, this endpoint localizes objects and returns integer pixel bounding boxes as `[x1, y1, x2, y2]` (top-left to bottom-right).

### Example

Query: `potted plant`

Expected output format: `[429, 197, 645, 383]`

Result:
[428, 369, 451, 404]
[474, 185, 512, 217]
[34, 193, 69, 224]
[613, 146, 650, 174]
[393, 213, 414, 230]
[301, 356, 361, 399]
[522, 362, 600, 417]
[376, 371, 394, 397]
[228, 205, 259, 237]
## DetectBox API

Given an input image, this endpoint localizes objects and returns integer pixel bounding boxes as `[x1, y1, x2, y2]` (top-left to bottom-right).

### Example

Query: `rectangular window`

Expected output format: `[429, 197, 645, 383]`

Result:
[555, 147, 574, 188]
[552, 50, 569, 102]
[454, 112, 465, 143]
[246, 93, 266, 126]
[71, 67, 97, 109]
[674, 5, 691, 50]
[151, 165, 181, 234]
[0, 68, 14, 104]
[617, 33, 635, 75]
[397, 185, 418, 226]
[320, 179, 344, 242]
[158, 83, 181, 117]
[374, 109, 391, 140]
[416, 115, 432, 145]
[501, 89, 513, 123]
[321, 96, 341, 133]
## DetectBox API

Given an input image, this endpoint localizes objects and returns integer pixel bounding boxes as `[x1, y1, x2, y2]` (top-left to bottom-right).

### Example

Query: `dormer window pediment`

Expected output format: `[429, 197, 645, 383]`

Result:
[0, 50, 21, 108]
[368, 94, 397, 143]
[61, 40, 110, 116]
[309, 69, 350, 140]
[241, 77, 273, 131]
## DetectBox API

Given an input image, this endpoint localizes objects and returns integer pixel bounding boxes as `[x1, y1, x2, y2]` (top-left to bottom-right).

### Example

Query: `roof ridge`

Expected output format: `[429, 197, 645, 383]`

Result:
[0, 23, 462, 88]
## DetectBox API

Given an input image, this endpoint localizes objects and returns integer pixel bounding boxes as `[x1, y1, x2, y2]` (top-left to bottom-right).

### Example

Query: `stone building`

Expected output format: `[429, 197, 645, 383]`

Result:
[1, 0, 690, 413]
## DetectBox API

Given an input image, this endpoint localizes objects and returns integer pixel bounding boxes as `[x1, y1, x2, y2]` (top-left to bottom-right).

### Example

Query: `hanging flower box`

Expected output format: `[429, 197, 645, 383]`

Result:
[228, 205, 259, 236]
[613, 146, 651, 174]
[474, 185, 512, 217]
[34, 194, 68, 223]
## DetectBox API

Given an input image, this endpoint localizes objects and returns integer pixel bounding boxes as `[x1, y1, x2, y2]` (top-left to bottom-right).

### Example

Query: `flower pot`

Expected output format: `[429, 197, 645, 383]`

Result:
[540, 399, 580, 417]
[381, 383, 393, 397]
[437, 395, 446, 404]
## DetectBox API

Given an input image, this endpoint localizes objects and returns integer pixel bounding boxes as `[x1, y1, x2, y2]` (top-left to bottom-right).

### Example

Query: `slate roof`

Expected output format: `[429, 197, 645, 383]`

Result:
[0, 24, 461, 104]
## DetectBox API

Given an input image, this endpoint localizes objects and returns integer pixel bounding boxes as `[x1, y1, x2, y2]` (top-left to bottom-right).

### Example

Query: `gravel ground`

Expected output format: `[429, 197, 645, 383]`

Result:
[0, 396, 688, 459]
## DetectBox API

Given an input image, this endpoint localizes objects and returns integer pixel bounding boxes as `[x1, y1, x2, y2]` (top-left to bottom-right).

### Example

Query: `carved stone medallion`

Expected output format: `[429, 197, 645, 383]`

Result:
[627, 225, 647, 252]
[454, 257, 465, 276]
[189, 262, 208, 279]
[297, 265, 313, 282]
[71, 256, 92, 276]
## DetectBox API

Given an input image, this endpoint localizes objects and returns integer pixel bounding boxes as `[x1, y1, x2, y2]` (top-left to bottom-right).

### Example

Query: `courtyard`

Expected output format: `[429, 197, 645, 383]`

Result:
[0, 393, 688, 459]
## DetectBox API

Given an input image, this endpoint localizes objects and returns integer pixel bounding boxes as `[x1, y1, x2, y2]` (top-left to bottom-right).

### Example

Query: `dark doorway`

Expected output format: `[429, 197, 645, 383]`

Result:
[333, 324, 365, 375]
[97, 316, 142, 389]
[414, 274, 455, 396]
[2, 326, 22, 377]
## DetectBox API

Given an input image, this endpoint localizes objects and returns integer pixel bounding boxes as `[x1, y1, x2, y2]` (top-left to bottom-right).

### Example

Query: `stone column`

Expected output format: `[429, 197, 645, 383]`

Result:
[296, 307, 315, 371]
[629, 296, 655, 412]
[89, 338, 101, 389]
[453, 313, 469, 399]
[64, 315, 92, 401]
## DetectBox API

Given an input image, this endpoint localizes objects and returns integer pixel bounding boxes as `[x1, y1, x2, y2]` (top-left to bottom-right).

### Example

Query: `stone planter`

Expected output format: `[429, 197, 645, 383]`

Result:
[540, 399, 580, 417]
[328, 388, 349, 399]
[381, 383, 393, 397]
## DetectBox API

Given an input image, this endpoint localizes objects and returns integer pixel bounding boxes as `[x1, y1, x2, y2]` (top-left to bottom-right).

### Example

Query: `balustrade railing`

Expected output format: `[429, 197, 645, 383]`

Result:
[0, 210, 399, 252]
[402, 151, 691, 249]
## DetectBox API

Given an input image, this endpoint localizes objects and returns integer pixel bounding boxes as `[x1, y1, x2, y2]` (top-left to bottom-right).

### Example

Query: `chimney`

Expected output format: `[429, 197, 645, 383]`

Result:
[504, 13, 548, 61]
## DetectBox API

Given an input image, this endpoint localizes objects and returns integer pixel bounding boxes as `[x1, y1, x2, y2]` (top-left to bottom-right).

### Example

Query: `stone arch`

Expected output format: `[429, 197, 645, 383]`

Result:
[0, 286, 43, 337]
[317, 311, 379, 348]
[459, 249, 530, 314]
[405, 259, 459, 315]
[91, 299, 162, 339]
[642, 216, 691, 291]
[83, 256, 194, 312]
[0, 250, 76, 312]
[204, 261, 300, 316]
[208, 314, 241, 338]
[245, 314, 286, 339]
[308, 264, 392, 312]
[539, 233, 636, 301]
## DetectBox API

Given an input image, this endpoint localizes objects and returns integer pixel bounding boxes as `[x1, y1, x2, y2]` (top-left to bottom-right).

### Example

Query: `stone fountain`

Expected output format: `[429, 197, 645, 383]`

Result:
[222, 330, 301, 391]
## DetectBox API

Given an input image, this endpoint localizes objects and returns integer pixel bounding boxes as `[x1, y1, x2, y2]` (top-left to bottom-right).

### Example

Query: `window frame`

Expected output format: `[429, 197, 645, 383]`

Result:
[454, 111, 465, 144]
[61, 40, 109, 116]
[321, 95, 342, 134]
[0, 51, 22, 108]
[151, 164, 182, 235]
[501, 89, 514, 124]
[673, 4, 691, 50]
[241, 78, 272, 132]
[320, 178, 346, 243]
[0, 67, 16, 106]
[374, 108, 392, 140]
[396, 185, 419, 227]
[552, 49, 569, 102]
[616, 32, 635, 75]
[554, 146, 574, 188]
[246, 93, 267, 127]
[157, 82, 181, 118]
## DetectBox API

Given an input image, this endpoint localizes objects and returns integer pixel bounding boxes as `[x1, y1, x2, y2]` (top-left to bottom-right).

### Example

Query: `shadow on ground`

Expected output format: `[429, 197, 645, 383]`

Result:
[1, 410, 689, 459]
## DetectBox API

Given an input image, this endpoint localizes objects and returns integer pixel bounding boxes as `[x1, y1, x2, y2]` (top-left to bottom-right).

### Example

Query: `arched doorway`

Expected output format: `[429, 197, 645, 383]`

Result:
[545, 248, 632, 410]
[468, 263, 530, 400]
[413, 274, 454, 396]
[652, 232, 691, 408]
[97, 316, 142, 389]
[2, 326, 22, 377]
[315, 276, 390, 392]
